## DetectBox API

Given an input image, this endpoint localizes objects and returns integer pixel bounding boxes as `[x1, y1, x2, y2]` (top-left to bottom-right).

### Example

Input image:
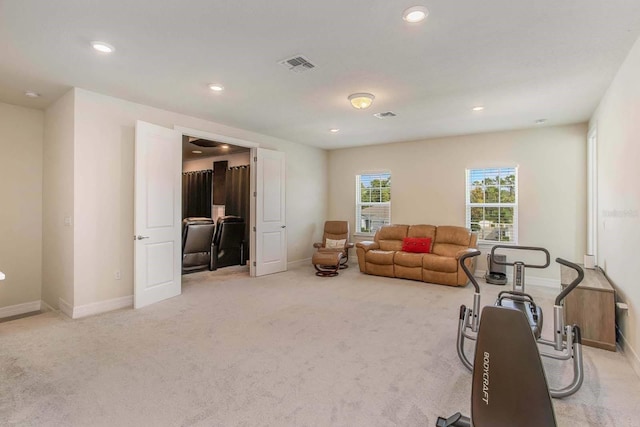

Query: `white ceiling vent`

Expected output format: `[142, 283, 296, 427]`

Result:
[279, 55, 316, 73]
[373, 111, 397, 119]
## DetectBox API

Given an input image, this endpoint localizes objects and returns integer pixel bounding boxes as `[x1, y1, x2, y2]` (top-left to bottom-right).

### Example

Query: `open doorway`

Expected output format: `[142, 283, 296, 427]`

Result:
[181, 136, 251, 279]
[133, 121, 287, 308]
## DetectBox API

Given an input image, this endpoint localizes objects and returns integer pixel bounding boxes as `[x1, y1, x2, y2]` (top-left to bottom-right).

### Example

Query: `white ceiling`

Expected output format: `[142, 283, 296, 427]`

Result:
[1, 0, 640, 149]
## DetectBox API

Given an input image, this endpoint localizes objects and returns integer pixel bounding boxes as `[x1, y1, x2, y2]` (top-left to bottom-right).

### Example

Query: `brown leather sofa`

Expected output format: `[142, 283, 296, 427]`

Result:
[355, 224, 478, 286]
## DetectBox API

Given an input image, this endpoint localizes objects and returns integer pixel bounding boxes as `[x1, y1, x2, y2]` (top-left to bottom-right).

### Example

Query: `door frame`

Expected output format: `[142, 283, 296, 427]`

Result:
[174, 126, 259, 276]
[587, 125, 598, 264]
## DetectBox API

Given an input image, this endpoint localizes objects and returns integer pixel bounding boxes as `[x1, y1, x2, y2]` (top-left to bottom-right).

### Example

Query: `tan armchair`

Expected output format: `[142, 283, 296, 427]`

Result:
[313, 221, 355, 268]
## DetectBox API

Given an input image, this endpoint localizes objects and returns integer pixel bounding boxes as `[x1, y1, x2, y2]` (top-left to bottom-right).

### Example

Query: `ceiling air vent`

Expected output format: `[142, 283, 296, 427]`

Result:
[373, 111, 397, 119]
[279, 55, 316, 73]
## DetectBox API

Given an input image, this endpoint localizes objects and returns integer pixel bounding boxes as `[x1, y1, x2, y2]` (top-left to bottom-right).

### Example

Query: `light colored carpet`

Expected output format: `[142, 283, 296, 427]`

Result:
[1, 262, 639, 426]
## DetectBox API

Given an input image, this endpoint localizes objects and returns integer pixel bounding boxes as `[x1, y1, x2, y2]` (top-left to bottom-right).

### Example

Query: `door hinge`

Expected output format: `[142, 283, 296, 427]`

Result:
[254, 156, 257, 162]
[253, 226, 256, 232]
[252, 261, 256, 266]
[253, 191, 257, 197]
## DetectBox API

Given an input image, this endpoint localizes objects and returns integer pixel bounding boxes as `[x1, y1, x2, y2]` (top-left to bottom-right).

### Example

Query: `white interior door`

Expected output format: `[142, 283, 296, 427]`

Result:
[134, 120, 182, 308]
[255, 148, 287, 276]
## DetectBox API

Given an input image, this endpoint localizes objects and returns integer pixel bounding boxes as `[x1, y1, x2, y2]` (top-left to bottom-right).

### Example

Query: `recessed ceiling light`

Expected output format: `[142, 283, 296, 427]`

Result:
[24, 91, 40, 98]
[472, 106, 485, 111]
[329, 128, 340, 133]
[220, 144, 229, 149]
[402, 6, 429, 23]
[209, 84, 224, 92]
[192, 150, 203, 154]
[535, 119, 547, 124]
[91, 41, 115, 53]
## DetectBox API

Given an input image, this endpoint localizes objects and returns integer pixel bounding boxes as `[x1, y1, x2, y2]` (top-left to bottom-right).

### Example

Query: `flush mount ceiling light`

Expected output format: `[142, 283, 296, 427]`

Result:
[220, 144, 229, 149]
[535, 119, 547, 124]
[192, 150, 203, 154]
[209, 84, 224, 92]
[24, 91, 40, 98]
[402, 6, 429, 23]
[91, 41, 115, 53]
[472, 106, 485, 111]
[329, 128, 340, 133]
[348, 93, 375, 110]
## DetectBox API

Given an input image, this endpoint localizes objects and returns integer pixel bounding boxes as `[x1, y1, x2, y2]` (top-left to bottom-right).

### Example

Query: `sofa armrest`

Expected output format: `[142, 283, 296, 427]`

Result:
[313, 242, 323, 249]
[345, 242, 355, 249]
[356, 241, 379, 251]
[455, 248, 478, 260]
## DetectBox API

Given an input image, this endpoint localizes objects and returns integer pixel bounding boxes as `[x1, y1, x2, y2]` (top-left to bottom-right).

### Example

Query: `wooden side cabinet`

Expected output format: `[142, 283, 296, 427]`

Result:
[561, 264, 616, 351]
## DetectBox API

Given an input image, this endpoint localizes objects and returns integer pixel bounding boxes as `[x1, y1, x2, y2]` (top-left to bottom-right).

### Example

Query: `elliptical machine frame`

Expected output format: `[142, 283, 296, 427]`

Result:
[456, 246, 585, 398]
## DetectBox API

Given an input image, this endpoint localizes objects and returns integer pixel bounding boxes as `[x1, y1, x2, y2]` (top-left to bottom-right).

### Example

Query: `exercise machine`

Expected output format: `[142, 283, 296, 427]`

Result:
[491, 245, 551, 338]
[456, 247, 585, 398]
[437, 305, 557, 427]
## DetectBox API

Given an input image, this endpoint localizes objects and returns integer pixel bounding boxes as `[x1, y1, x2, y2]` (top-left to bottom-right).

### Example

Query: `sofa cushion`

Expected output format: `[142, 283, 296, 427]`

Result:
[378, 225, 409, 240]
[422, 253, 458, 273]
[394, 251, 425, 267]
[408, 224, 436, 239]
[432, 243, 468, 258]
[434, 226, 472, 246]
[377, 225, 408, 251]
[402, 237, 432, 253]
[365, 250, 395, 265]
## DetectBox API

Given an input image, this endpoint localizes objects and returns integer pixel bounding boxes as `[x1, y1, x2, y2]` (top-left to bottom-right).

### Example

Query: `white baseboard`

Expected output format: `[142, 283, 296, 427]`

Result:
[474, 269, 560, 289]
[72, 295, 133, 319]
[288, 257, 311, 270]
[618, 328, 640, 379]
[58, 298, 73, 318]
[0, 300, 41, 319]
[40, 300, 55, 313]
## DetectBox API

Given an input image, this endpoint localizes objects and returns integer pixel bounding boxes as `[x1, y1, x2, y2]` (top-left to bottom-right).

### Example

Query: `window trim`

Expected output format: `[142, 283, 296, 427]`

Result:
[355, 171, 391, 236]
[465, 167, 519, 245]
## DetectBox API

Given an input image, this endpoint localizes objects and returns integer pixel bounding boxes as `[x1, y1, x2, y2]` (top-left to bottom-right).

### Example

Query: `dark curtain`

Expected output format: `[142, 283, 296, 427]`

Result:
[225, 165, 250, 260]
[182, 170, 212, 219]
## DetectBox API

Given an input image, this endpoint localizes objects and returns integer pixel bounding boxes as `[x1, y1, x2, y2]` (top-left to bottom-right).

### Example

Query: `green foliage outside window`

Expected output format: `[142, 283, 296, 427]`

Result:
[357, 173, 391, 234]
[360, 177, 391, 203]
[467, 169, 517, 243]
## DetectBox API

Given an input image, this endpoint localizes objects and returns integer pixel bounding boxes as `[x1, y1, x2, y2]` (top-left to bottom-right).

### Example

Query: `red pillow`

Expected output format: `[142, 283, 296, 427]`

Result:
[402, 237, 432, 253]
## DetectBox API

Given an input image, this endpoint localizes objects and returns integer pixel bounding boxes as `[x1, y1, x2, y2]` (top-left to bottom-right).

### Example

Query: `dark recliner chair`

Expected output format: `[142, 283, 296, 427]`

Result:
[182, 217, 215, 273]
[212, 216, 246, 270]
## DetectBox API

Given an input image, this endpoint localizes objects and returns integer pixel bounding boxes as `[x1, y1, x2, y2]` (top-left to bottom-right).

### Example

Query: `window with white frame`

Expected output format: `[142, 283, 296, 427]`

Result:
[356, 172, 391, 234]
[466, 167, 518, 243]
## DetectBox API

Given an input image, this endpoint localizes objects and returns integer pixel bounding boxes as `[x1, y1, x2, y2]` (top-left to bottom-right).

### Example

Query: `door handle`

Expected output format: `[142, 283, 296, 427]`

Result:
[135, 235, 150, 240]
[281, 225, 286, 228]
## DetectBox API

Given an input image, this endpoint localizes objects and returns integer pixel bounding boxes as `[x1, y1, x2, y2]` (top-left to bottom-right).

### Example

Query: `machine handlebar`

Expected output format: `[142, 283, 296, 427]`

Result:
[459, 250, 482, 293]
[490, 245, 551, 269]
[554, 258, 584, 306]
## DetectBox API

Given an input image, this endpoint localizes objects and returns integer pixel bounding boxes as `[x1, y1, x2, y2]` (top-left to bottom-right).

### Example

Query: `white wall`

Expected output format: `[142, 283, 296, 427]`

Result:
[71, 88, 328, 308]
[589, 35, 640, 373]
[0, 102, 44, 312]
[183, 152, 251, 172]
[42, 90, 76, 310]
[328, 124, 587, 280]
